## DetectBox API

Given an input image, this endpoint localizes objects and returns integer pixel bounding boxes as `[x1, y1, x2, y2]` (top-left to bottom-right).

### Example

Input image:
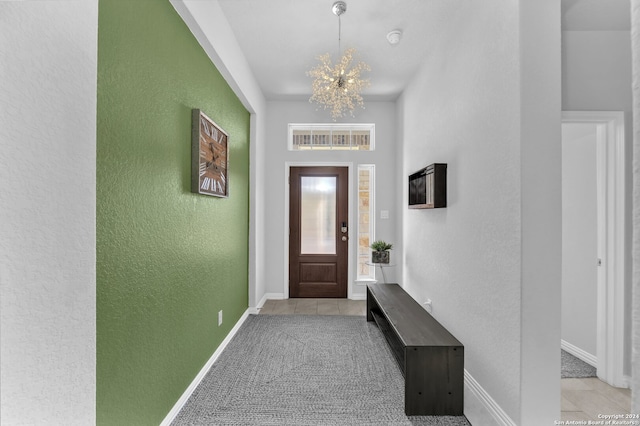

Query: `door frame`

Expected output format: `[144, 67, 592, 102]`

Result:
[284, 162, 354, 299]
[561, 111, 627, 387]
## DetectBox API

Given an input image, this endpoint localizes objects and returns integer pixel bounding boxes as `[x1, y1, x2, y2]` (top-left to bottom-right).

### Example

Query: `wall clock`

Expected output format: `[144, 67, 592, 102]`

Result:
[191, 109, 229, 197]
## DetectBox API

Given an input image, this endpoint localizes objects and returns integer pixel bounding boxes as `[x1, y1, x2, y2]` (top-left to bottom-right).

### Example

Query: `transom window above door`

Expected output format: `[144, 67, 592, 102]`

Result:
[288, 123, 375, 151]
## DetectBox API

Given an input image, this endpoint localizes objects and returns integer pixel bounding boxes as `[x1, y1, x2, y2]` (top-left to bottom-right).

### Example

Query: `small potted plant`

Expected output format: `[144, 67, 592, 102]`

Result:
[370, 240, 393, 264]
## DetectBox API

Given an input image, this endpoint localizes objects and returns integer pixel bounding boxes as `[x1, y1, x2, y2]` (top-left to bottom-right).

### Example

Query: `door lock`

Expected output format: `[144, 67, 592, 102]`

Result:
[341, 222, 348, 233]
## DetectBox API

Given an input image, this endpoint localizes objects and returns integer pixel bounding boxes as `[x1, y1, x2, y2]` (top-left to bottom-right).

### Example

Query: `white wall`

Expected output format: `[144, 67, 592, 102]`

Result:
[264, 101, 398, 300]
[561, 123, 598, 358]
[562, 30, 633, 375]
[399, 0, 560, 423]
[519, 2, 562, 422]
[563, 31, 633, 115]
[0, 2, 98, 424]
[631, 0, 640, 413]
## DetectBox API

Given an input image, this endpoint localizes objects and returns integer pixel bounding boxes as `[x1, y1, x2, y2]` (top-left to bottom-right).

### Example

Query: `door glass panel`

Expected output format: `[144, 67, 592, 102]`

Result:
[300, 176, 337, 254]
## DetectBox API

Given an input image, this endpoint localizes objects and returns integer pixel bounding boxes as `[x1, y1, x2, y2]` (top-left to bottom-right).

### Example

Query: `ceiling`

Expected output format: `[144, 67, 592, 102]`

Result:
[216, 0, 630, 102]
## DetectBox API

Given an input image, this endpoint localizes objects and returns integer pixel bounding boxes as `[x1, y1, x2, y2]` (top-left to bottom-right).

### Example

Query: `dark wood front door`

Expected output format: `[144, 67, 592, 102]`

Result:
[289, 166, 349, 298]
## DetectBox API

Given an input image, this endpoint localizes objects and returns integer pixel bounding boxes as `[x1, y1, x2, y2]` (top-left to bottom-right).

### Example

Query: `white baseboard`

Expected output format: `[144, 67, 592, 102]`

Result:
[251, 293, 285, 314]
[464, 370, 516, 426]
[349, 293, 366, 300]
[160, 309, 251, 426]
[262, 293, 285, 302]
[255, 293, 269, 310]
[561, 339, 597, 367]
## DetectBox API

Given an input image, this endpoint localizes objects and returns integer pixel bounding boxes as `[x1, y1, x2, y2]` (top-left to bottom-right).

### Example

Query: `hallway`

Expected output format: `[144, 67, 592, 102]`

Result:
[260, 299, 632, 422]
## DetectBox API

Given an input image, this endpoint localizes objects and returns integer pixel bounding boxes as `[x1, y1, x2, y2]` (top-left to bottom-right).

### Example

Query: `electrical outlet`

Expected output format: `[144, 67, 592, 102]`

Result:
[218, 310, 223, 326]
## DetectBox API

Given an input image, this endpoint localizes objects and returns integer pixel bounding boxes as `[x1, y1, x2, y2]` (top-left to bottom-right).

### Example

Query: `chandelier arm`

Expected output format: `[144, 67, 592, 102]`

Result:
[338, 14, 342, 57]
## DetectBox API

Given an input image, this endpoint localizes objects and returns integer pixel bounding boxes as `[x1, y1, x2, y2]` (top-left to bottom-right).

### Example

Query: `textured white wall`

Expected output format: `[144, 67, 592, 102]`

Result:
[263, 101, 398, 299]
[399, 1, 522, 421]
[561, 124, 598, 357]
[0, 2, 98, 424]
[631, 0, 640, 414]
[399, 0, 560, 423]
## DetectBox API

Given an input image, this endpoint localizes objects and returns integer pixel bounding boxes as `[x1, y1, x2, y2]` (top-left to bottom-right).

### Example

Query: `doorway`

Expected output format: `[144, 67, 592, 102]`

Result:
[561, 122, 598, 363]
[289, 166, 349, 298]
[561, 111, 627, 388]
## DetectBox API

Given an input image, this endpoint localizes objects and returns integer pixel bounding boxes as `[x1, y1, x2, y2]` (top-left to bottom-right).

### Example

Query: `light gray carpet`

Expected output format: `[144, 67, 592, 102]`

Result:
[561, 349, 597, 378]
[172, 315, 471, 425]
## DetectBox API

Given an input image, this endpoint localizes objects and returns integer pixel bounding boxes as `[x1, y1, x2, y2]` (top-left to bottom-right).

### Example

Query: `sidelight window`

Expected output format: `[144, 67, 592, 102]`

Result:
[357, 165, 375, 280]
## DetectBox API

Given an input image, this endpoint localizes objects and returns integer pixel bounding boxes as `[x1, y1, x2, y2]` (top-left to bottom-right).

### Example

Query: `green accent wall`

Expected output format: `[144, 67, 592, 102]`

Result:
[96, 1, 250, 424]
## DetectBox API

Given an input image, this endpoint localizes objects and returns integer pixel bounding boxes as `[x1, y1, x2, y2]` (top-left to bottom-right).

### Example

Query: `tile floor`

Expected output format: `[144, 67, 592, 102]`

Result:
[259, 298, 633, 422]
[561, 377, 632, 421]
[258, 298, 366, 316]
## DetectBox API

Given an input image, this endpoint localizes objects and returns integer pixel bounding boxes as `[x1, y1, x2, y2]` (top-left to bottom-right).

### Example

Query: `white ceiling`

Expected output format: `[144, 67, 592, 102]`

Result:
[216, 0, 630, 102]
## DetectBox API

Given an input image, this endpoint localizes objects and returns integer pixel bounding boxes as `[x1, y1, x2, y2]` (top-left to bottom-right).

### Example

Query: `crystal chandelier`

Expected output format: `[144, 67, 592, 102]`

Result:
[307, 1, 370, 120]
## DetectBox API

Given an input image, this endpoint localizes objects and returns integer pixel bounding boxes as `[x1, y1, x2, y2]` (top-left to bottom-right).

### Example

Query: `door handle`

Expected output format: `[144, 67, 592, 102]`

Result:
[341, 236, 348, 241]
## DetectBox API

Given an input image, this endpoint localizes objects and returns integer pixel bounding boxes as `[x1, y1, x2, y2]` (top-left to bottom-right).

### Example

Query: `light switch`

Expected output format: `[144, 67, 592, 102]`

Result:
[380, 210, 389, 219]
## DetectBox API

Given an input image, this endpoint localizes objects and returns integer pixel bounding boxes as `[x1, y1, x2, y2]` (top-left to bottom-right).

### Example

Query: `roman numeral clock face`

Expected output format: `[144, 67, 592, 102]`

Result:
[192, 110, 228, 197]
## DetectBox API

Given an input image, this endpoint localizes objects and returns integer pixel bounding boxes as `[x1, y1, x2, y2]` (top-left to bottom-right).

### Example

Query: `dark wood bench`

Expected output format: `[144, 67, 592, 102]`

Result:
[366, 283, 464, 416]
